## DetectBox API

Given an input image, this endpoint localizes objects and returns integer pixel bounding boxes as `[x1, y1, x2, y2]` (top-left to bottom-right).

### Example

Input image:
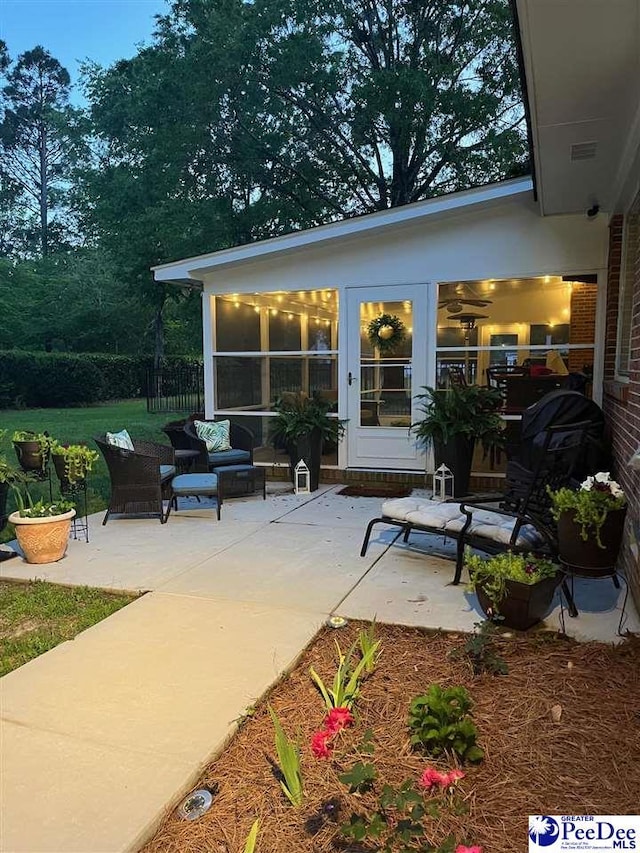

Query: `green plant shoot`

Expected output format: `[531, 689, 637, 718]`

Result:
[268, 706, 303, 807]
[310, 637, 381, 710]
[243, 819, 259, 853]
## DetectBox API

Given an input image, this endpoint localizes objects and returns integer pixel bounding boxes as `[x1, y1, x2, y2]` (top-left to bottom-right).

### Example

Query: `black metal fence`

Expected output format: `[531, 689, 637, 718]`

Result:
[146, 365, 204, 414]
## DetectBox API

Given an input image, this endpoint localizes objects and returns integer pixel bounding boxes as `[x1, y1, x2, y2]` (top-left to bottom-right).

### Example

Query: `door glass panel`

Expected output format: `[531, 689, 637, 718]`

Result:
[359, 300, 412, 428]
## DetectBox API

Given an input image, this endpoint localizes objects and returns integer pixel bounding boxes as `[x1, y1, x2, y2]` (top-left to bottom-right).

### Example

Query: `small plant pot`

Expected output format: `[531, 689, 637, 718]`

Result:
[51, 454, 87, 493]
[8, 509, 76, 564]
[475, 573, 562, 631]
[13, 440, 48, 473]
[556, 508, 627, 575]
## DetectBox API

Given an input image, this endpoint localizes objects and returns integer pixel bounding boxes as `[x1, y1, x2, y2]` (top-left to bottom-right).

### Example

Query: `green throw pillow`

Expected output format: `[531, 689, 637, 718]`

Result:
[194, 420, 231, 452]
[106, 429, 134, 451]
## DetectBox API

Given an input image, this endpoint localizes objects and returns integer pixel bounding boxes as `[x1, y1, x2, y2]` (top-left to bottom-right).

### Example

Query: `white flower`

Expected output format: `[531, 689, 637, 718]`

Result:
[594, 471, 611, 483]
[611, 483, 625, 499]
[580, 476, 594, 491]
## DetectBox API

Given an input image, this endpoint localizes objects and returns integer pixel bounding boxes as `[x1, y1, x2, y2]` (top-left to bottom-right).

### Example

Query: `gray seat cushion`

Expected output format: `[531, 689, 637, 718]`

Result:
[208, 449, 251, 467]
[171, 473, 218, 496]
[381, 497, 544, 549]
[160, 465, 177, 480]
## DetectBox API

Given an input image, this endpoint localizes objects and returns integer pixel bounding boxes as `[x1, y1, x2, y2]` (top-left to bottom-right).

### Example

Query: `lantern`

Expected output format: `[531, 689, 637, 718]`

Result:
[432, 464, 454, 502]
[294, 459, 311, 494]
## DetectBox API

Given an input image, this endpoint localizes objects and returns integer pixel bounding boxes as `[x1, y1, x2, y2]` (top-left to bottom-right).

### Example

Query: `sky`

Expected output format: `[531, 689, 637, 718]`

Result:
[0, 0, 169, 100]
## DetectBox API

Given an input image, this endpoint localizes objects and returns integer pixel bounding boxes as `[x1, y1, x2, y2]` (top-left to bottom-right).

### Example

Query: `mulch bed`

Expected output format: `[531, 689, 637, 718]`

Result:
[144, 623, 640, 853]
[337, 484, 414, 498]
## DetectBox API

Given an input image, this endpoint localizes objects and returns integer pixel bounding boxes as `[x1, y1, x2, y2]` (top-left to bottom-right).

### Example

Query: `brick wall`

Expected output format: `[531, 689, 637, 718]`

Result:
[568, 283, 597, 371]
[603, 212, 640, 609]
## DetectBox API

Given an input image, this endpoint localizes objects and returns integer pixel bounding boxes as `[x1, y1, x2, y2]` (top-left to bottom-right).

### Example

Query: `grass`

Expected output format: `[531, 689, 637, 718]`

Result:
[0, 579, 137, 677]
[1, 399, 169, 541]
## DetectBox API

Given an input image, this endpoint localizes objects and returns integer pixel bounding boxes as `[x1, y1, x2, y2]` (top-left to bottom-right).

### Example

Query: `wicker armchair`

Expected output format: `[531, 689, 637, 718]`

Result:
[183, 417, 254, 472]
[94, 437, 176, 525]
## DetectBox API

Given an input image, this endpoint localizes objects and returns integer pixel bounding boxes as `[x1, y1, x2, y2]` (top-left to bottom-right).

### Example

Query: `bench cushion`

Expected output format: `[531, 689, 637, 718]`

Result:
[381, 497, 543, 549]
[171, 473, 218, 496]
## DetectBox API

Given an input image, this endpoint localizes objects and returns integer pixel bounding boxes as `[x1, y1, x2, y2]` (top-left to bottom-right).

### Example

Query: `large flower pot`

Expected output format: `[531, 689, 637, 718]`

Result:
[556, 507, 627, 576]
[434, 436, 475, 498]
[13, 439, 48, 473]
[476, 573, 562, 631]
[8, 509, 76, 564]
[288, 428, 322, 492]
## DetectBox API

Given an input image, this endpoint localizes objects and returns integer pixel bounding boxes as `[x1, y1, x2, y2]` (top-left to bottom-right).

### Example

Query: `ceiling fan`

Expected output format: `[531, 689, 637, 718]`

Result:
[438, 297, 492, 314]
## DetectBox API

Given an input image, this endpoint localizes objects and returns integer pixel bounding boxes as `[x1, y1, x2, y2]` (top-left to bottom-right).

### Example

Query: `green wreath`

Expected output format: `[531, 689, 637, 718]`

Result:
[367, 313, 407, 354]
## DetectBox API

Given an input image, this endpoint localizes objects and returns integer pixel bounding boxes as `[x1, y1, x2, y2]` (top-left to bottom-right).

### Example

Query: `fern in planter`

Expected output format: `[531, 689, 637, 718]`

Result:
[411, 385, 504, 455]
[269, 393, 345, 447]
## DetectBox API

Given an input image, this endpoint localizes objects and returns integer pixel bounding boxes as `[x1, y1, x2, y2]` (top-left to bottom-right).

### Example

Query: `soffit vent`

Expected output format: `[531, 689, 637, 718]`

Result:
[570, 141, 598, 161]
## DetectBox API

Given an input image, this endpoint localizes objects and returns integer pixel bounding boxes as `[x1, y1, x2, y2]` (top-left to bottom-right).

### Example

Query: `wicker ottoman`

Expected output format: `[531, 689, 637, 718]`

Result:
[170, 473, 221, 520]
[217, 465, 266, 501]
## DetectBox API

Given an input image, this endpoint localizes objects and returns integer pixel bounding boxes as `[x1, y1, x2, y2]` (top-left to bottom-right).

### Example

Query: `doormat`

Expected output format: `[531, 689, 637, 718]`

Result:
[336, 484, 413, 498]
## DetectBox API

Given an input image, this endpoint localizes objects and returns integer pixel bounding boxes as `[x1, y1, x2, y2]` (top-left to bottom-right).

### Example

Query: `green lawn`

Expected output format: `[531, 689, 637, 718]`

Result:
[0, 580, 137, 677]
[1, 399, 170, 539]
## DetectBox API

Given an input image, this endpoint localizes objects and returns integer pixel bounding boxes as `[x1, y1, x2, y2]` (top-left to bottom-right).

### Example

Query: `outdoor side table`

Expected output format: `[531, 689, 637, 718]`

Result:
[217, 465, 266, 500]
[174, 449, 200, 473]
[170, 473, 221, 520]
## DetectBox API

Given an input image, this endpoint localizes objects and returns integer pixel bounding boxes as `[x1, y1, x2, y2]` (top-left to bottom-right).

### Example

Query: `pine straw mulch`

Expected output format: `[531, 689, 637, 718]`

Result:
[144, 623, 640, 853]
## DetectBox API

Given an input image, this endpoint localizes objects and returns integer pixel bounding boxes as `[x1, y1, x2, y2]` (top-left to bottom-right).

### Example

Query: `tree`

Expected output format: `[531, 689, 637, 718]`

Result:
[157, 0, 528, 215]
[0, 46, 84, 257]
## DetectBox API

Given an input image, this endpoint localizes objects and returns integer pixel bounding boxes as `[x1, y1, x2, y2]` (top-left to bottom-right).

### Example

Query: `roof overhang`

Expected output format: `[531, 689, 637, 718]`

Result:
[515, 0, 640, 216]
[153, 177, 533, 284]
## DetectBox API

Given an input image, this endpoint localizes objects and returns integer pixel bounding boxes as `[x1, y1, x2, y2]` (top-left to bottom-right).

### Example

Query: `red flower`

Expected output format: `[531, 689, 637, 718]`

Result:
[444, 769, 465, 785]
[311, 730, 333, 759]
[418, 767, 449, 789]
[455, 846, 482, 853]
[324, 707, 354, 734]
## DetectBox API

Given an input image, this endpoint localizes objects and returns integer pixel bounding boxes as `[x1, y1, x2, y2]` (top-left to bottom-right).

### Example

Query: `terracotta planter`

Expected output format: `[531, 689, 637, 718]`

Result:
[556, 507, 627, 576]
[476, 573, 562, 631]
[8, 509, 75, 564]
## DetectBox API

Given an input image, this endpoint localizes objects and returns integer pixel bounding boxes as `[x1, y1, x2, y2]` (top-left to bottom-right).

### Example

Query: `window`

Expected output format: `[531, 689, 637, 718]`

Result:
[616, 194, 640, 378]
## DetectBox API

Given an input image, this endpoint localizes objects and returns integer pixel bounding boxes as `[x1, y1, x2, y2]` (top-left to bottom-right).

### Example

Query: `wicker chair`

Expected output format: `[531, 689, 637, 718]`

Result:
[183, 417, 254, 472]
[94, 437, 176, 525]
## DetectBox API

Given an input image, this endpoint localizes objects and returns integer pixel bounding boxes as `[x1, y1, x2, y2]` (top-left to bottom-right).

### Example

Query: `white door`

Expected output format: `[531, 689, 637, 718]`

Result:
[346, 285, 429, 470]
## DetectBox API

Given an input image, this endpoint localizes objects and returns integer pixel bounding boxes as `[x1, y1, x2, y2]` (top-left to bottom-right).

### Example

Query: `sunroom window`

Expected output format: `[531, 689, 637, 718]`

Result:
[212, 290, 339, 465]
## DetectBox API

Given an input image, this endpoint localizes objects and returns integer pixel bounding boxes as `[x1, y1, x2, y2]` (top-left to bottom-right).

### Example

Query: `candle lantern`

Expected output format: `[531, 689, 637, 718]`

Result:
[294, 459, 311, 494]
[433, 464, 454, 501]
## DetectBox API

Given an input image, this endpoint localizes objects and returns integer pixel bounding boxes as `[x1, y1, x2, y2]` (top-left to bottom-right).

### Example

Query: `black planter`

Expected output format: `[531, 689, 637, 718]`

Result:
[13, 439, 48, 473]
[0, 480, 9, 531]
[557, 507, 627, 576]
[476, 573, 562, 631]
[51, 454, 87, 494]
[434, 436, 475, 498]
[288, 428, 322, 491]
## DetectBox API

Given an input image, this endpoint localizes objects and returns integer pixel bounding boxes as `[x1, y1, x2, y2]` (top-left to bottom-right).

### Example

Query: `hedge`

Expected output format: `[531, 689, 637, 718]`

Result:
[0, 351, 203, 408]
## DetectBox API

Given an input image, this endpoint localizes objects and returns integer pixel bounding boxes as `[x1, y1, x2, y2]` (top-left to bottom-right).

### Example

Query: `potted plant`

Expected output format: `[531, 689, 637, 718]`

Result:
[466, 551, 561, 630]
[12, 430, 52, 474]
[50, 441, 99, 491]
[549, 472, 627, 575]
[411, 385, 504, 498]
[270, 393, 345, 491]
[8, 495, 76, 565]
[0, 431, 34, 562]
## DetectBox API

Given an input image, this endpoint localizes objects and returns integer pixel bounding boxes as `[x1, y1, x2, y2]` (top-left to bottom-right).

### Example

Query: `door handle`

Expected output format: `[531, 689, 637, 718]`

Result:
[348, 372, 358, 385]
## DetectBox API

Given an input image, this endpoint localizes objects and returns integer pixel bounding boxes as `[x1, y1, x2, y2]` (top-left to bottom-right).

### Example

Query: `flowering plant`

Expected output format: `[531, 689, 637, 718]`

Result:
[465, 551, 558, 614]
[549, 472, 627, 548]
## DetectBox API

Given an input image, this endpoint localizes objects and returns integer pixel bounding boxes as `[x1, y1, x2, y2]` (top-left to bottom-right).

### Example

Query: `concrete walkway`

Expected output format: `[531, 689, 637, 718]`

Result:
[1, 485, 637, 852]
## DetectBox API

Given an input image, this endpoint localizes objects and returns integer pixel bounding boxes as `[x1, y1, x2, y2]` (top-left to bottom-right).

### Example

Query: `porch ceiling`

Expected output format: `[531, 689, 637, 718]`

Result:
[516, 0, 640, 215]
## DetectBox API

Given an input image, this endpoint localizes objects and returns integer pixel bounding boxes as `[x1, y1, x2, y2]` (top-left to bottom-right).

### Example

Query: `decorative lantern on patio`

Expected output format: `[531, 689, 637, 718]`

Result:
[294, 459, 311, 494]
[432, 464, 454, 502]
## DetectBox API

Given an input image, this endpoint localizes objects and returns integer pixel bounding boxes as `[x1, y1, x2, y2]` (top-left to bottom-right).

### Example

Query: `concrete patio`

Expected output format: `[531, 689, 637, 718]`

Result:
[1, 484, 637, 852]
